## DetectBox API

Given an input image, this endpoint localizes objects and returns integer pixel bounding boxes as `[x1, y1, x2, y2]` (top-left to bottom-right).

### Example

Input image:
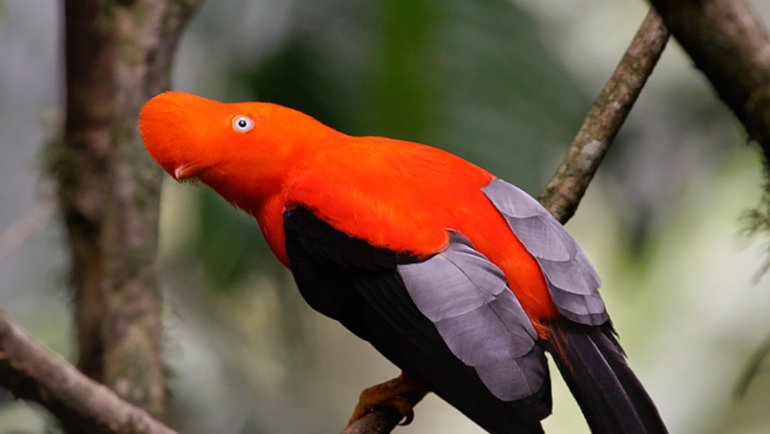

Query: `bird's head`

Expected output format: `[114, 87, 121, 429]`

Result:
[140, 92, 339, 210]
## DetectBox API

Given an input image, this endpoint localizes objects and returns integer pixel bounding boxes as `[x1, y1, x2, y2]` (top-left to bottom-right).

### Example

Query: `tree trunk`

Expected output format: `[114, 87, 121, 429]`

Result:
[52, 0, 199, 424]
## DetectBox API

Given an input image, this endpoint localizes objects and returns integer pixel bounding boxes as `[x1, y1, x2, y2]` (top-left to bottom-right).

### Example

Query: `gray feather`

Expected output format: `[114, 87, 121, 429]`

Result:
[398, 232, 545, 400]
[475, 346, 547, 402]
[482, 179, 608, 326]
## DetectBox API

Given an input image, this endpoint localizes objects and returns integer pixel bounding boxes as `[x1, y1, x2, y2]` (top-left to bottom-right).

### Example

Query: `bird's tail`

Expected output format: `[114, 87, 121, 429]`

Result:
[545, 321, 667, 434]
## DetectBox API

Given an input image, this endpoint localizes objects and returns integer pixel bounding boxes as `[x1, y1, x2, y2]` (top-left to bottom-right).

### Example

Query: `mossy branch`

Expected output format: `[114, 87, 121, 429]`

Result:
[55, 0, 200, 424]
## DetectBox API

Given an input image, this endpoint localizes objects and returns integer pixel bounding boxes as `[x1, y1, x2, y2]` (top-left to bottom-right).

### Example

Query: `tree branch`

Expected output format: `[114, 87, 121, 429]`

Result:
[341, 407, 410, 434]
[647, 0, 770, 164]
[539, 8, 669, 223]
[340, 389, 425, 434]
[0, 181, 55, 264]
[0, 307, 177, 434]
[341, 8, 669, 434]
[646, 0, 770, 395]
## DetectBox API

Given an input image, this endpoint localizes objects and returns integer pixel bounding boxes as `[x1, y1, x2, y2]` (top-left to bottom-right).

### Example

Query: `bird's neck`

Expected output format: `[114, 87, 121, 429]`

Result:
[254, 193, 290, 266]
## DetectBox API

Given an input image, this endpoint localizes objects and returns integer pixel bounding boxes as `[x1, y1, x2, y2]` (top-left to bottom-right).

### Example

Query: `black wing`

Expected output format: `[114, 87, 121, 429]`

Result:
[284, 205, 550, 434]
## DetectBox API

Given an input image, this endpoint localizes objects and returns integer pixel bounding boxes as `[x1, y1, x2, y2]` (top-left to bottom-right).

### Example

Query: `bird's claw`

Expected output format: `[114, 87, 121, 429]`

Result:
[349, 394, 415, 425]
[394, 397, 415, 425]
[348, 373, 427, 425]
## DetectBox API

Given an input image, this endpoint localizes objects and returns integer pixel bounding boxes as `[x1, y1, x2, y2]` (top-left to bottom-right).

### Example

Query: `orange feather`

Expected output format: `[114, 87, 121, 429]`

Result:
[140, 92, 558, 332]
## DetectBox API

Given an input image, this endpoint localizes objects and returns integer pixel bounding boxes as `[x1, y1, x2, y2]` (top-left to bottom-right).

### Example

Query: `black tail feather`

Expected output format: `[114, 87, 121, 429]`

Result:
[545, 321, 667, 434]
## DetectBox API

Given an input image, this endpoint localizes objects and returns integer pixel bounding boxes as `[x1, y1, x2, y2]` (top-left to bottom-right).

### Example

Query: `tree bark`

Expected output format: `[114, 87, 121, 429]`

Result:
[539, 8, 669, 223]
[52, 0, 199, 423]
[648, 0, 770, 164]
[341, 407, 410, 434]
[341, 8, 669, 434]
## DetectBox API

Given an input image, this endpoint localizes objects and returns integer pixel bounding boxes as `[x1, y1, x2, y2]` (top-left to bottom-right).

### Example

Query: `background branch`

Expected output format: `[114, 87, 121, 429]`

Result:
[340, 8, 669, 434]
[646, 0, 770, 396]
[0, 181, 55, 264]
[0, 308, 177, 434]
[648, 0, 770, 164]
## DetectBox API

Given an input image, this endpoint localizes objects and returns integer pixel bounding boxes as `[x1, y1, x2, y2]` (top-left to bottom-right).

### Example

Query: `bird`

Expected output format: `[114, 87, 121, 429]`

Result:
[140, 91, 667, 434]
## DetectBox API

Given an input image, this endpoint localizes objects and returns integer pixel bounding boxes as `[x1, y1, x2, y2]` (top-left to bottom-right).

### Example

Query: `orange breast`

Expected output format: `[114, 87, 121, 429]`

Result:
[275, 136, 558, 330]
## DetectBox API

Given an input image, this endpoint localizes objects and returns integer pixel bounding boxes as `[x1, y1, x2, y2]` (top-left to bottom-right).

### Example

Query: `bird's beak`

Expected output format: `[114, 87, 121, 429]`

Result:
[141, 92, 217, 183]
[173, 162, 204, 181]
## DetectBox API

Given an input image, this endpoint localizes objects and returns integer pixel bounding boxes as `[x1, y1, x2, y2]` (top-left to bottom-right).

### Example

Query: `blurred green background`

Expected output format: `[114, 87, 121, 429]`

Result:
[2, 0, 770, 433]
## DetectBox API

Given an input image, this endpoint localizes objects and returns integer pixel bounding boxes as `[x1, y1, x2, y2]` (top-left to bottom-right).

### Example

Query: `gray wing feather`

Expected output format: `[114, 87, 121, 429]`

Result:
[506, 216, 573, 261]
[475, 346, 546, 403]
[398, 232, 546, 401]
[482, 179, 608, 326]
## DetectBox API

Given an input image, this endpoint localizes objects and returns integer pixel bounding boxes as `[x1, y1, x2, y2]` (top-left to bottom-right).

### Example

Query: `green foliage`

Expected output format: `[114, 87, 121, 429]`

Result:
[229, 0, 587, 180]
[735, 332, 770, 399]
[233, 35, 348, 131]
[192, 188, 277, 291]
[740, 163, 770, 279]
[366, 0, 436, 139]
[738, 162, 770, 391]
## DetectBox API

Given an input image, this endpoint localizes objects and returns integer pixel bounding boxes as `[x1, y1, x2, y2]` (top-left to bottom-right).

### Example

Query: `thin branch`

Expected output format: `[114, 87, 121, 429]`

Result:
[0, 307, 177, 434]
[341, 407, 408, 434]
[0, 181, 55, 263]
[734, 332, 770, 399]
[539, 8, 669, 223]
[340, 388, 425, 434]
[341, 8, 669, 434]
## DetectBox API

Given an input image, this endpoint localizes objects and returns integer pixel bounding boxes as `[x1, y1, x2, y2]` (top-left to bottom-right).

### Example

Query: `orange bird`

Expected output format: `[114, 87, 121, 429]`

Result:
[140, 92, 666, 434]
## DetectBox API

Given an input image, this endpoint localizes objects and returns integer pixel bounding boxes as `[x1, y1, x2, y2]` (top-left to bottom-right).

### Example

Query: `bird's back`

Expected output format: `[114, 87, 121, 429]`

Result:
[283, 135, 558, 328]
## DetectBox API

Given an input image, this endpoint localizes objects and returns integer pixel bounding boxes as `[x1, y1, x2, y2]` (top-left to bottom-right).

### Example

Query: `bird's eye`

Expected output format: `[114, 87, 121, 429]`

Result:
[232, 115, 254, 133]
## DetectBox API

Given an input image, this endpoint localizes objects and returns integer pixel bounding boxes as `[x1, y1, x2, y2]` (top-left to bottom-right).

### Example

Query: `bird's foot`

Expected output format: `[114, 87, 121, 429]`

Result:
[348, 372, 428, 426]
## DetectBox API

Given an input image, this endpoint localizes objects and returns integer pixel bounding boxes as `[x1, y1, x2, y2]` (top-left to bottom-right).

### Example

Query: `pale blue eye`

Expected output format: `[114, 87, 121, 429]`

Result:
[232, 115, 254, 132]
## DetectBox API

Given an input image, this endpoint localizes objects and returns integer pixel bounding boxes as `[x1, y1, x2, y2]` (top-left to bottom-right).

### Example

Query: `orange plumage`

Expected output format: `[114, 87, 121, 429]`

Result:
[140, 92, 666, 433]
[140, 92, 557, 329]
